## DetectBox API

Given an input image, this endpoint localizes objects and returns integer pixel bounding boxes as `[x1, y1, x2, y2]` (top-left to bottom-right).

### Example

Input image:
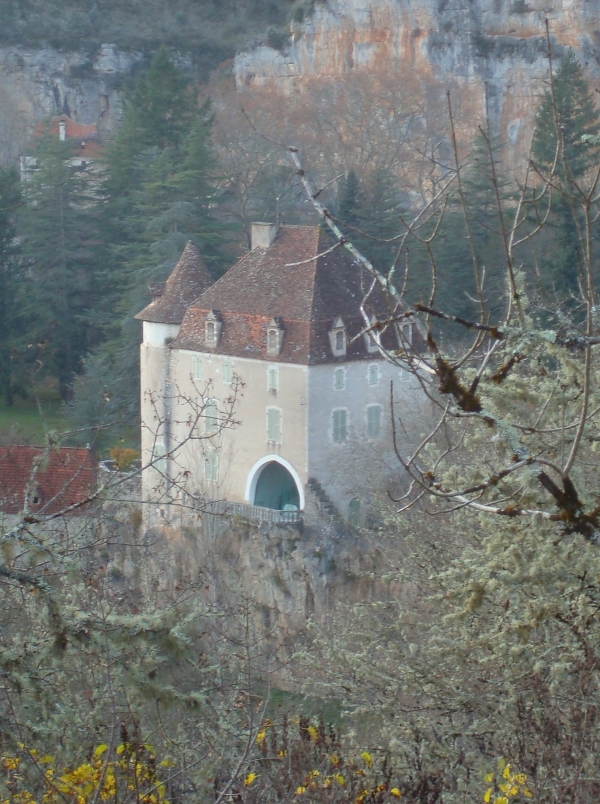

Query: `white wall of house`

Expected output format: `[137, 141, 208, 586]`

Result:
[142, 321, 180, 347]
[162, 350, 309, 507]
[306, 358, 430, 520]
[140, 335, 433, 519]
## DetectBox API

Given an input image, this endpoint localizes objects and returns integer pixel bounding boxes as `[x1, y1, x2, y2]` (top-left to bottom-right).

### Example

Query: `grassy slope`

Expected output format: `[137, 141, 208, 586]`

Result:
[0, 396, 66, 445]
[0, 395, 139, 453]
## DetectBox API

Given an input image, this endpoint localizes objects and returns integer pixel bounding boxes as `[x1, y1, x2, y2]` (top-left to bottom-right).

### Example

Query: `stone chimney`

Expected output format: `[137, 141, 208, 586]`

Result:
[59, 120, 67, 141]
[251, 222, 277, 250]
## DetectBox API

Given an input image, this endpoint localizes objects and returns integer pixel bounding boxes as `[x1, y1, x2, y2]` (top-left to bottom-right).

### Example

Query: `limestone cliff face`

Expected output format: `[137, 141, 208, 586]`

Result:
[235, 0, 600, 163]
[0, 45, 138, 164]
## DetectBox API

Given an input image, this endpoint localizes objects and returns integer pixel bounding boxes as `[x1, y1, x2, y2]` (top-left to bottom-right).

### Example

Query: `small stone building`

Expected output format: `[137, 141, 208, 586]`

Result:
[136, 224, 428, 524]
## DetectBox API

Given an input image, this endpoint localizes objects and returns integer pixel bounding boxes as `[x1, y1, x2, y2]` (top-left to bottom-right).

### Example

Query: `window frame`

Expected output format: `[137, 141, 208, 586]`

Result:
[205, 448, 219, 482]
[266, 406, 282, 444]
[192, 355, 203, 381]
[267, 365, 279, 393]
[267, 318, 284, 356]
[222, 361, 233, 385]
[152, 442, 166, 473]
[366, 404, 382, 439]
[332, 408, 348, 444]
[333, 367, 346, 391]
[329, 317, 347, 357]
[204, 397, 219, 435]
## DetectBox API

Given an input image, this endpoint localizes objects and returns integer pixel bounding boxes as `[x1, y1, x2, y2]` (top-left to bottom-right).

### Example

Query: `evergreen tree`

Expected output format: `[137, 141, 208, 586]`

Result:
[531, 51, 600, 294]
[69, 59, 229, 437]
[105, 47, 198, 200]
[336, 168, 404, 274]
[0, 166, 22, 405]
[407, 130, 513, 323]
[360, 167, 405, 274]
[18, 132, 101, 401]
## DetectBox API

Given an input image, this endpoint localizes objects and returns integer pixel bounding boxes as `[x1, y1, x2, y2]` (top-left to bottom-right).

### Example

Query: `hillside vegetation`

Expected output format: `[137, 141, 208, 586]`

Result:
[0, 0, 316, 75]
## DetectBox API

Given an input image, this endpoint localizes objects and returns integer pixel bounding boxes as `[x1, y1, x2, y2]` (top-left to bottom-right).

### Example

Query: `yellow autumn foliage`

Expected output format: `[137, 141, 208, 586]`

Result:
[1, 741, 172, 804]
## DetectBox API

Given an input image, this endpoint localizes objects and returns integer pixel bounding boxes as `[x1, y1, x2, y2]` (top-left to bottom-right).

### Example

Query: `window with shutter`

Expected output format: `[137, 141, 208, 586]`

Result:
[368, 364, 379, 386]
[205, 449, 219, 482]
[366, 405, 381, 438]
[334, 368, 345, 390]
[204, 399, 219, 434]
[192, 356, 203, 381]
[223, 362, 233, 384]
[332, 409, 348, 444]
[267, 366, 279, 392]
[267, 407, 282, 443]
[153, 442, 166, 473]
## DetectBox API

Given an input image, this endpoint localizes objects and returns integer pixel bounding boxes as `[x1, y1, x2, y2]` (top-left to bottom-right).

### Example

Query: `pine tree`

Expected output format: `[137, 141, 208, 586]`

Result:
[531, 50, 600, 294]
[105, 47, 198, 200]
[407, 130, 513, 323]
[336, 168, 404, 274]
[69, 65, 229, 435]
[18, 132, 100, 401]
[0, 166, 22, 405]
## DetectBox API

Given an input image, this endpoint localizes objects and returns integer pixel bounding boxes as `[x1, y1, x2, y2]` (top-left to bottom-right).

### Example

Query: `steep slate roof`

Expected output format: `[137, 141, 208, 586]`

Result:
[172, 225, 401, 364]
[0, 446, 97, 515]
[135, 242, 214, 325]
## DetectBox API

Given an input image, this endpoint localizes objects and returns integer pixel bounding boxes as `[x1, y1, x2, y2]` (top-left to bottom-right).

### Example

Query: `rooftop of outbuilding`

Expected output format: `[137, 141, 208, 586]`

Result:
[0, 446, 97, 516]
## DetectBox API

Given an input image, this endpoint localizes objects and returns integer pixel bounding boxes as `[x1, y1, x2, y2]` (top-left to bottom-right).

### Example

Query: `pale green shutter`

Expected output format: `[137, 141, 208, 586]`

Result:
[366, 405, 381, 438]
[332, 409, 347, 443]
[267, 408, 281, 442]
[205, 399, 219, 434]
[205, 449, 219, 482]
[193, 356, 203, 381]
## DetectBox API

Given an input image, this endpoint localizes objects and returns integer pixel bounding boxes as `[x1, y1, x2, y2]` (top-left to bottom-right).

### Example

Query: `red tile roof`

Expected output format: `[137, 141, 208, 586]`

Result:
[135, 242, 214, 325]
[173, 226, 406, 364]
[34, 115, 98, 141]
[0, 446, 97, 516]
[32, 115, 103, 160]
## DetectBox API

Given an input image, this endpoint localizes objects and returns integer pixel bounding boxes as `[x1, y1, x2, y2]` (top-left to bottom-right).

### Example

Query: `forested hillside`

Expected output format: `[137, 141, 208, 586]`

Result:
[0, 0, 311, 75]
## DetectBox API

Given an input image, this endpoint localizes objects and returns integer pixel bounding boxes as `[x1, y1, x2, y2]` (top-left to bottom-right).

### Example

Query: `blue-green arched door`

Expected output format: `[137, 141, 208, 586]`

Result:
[253, 461, 300, 510]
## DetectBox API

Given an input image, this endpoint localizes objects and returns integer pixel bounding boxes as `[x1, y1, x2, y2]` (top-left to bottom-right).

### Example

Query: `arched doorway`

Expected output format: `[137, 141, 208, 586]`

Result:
[246, 456, 304, 510]
[254, 462, 300, 510]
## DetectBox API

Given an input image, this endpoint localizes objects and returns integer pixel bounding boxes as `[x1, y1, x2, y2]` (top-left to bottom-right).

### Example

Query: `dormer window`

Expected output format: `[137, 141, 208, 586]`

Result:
[205, 310, 222, 348]
[400, 322, 413, 346]
[363, 317, 380, 354]
[329, 317, 347, 357]
[267, 318, 284, 356]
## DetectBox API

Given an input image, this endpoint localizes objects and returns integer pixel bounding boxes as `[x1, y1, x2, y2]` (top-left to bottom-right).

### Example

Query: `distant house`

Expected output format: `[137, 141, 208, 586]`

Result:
[0, 446, 97, 516]
[136, 225, 430, 524]
[20, 114, 104, 181]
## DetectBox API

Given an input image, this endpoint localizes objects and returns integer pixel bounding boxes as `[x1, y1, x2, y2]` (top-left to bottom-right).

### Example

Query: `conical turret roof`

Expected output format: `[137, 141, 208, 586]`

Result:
[135, 242, 213, 325]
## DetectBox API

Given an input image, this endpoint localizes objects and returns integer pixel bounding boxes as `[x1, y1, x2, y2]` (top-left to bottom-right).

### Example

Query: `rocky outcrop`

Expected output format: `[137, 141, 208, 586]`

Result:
[234, 0, 600, 165]
[0, 45, 139, 164]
